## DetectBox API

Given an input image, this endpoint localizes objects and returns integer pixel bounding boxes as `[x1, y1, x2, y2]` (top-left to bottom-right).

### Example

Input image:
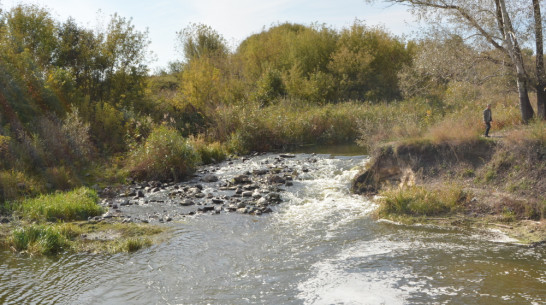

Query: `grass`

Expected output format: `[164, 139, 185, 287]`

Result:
[128, 124, 200, 181]
[9, 225, 69, 255]
[188, 135, 228, 164]
[376, 185, 468, 218]
[17, 187, 103, 222]
[3, 222, 165, 256]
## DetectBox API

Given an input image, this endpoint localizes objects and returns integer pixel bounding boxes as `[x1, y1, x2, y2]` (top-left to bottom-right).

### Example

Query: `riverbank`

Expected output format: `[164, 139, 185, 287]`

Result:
[0, 152, 327, 255]
[351, 125, 546, 245]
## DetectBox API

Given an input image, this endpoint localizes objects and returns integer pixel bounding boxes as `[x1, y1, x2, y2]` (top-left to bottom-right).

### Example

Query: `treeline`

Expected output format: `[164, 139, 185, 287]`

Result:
[0, 3, 542, 203]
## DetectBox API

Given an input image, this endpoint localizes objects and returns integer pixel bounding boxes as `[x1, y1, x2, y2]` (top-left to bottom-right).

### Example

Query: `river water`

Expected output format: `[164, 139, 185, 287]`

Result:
[0, 153, 544, 304]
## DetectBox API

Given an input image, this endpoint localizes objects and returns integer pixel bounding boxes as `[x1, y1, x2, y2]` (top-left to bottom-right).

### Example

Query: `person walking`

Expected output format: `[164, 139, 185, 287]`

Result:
[483, 104, 493, 137]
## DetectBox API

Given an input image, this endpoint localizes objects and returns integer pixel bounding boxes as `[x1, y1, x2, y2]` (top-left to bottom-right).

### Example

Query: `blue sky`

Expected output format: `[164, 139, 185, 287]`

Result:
[2, 0, 418, 70]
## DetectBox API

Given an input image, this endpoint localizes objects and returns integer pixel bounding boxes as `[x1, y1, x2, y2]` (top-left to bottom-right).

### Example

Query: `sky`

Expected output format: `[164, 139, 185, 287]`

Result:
[1, 0, 418, 70]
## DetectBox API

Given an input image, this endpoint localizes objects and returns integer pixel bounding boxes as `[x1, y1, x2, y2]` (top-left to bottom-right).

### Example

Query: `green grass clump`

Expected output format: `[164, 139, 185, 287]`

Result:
[377, 185, 467, 218]
[188, 136, 227, 164]
[18, 187, 103, 222]
[9, 225, 69, 255]
[128, 124, 200, 181]
[118, 237, 152, 253]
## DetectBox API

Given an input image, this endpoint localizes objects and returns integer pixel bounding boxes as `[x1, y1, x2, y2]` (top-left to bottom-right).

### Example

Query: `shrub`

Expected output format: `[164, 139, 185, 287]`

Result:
[9, 225, 69, 255]
[188, 135, 227, 164]
[0, 170, 43, 205]
[377, 185, 467, 217]
[18, 187, 103, 222]
[44, 166, 78, 191]
[128, 125, 199, 181]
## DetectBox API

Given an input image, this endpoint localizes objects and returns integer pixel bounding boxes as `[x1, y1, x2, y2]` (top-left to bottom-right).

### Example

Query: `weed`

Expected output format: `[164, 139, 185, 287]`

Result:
[377, 185, 467, 217]
[9, 225, 69, 255]
[18, 187, 103, 222]
[128, 125, 200, 181]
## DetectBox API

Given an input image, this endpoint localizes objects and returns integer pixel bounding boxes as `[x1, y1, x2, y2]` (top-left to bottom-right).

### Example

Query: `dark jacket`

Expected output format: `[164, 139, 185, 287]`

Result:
[483, 108, 492, 123]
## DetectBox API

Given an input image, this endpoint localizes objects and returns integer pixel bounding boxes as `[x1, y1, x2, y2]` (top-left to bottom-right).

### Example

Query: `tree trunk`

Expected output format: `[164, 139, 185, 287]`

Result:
[497, 0, 534, 122]
[533, 0, 546, 119]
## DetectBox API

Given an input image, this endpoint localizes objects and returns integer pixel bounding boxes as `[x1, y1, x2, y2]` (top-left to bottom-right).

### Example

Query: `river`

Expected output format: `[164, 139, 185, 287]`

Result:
[0, 152, 544, 304]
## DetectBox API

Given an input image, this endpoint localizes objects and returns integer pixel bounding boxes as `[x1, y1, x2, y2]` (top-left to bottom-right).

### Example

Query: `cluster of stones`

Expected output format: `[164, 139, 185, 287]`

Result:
[90, 153, 310, 224]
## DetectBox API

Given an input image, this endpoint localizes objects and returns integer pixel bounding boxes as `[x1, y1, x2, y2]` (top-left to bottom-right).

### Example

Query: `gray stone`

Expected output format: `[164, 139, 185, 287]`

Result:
[233, 175, 251, 184]
[252, 169, 269, 175]
[202, 174, 219, 182]
[194, 192, 206, 198]
[211, 198, 224, 204]
[280, 153, 296, 158]
[267, 175, 286, 184]
[242, 191, 253, 197]
[180, 199, 194, 206]
[198, 206, 215, 212]
[236, 208, 247, 214]
[256, 197, 268, 206]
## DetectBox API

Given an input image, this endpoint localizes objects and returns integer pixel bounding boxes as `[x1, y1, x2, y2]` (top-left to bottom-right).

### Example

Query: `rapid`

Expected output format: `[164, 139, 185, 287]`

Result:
[0, 152, 544, 304]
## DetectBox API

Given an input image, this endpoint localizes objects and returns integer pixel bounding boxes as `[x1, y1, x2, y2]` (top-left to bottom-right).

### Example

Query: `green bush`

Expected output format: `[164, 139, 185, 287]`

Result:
[377, 185, 467, 217]
[128, 125, 200, 181]
[10, 225, 69, 255]
[188, 136, 227, 164]
[19, 187, 103, 221]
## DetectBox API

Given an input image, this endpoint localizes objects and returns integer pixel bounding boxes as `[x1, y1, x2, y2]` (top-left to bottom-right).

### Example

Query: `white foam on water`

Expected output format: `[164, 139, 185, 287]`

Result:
[274, 157, 376, 236]
[297, 239, 412, 305]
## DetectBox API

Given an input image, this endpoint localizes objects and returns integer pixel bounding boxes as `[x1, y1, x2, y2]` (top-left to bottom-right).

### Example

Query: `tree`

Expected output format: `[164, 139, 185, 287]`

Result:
[379, 0, 538, 122]
[533, 0, 546, 119]
[176, 23, 228, 62]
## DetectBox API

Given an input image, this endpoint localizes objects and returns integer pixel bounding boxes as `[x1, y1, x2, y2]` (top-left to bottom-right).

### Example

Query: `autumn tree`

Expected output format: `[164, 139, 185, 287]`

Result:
[377, 0, 541, 122]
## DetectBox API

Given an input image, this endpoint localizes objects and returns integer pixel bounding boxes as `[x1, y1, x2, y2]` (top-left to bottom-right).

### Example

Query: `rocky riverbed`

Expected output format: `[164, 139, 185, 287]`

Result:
[93, 153, 318, 224]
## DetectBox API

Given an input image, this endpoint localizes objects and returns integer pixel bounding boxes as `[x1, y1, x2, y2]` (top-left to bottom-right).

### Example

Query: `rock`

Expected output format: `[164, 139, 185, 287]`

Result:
[267, 175, 286, 184]
[237, 201, 247, 208]
[235, 187, 243, 194]
[198, 206, 215, 212]
[243, 184, 258, 190]
[252, 169, 269, 176]
[236, 208, 247, 214]
[141, 219, 149, 223]
[136, 190, 145, 198]
[266, 193, 281, 203]
[211, 198, 224, 204]
[285, 181, 293, 187]
[233, 175, 251, 184]
[202, 174, 219, 182]
[180, 199, 194, 206]
[194, 184, 204, 190]
[252, 190, 262, 199]
[152, 187, 161, 193]
[188, 187, 201, 194]
[194, 192, 206, 199]
[280, 153, 296, 158]
[256, 197, 268, 206]
[242, 191, 253, 197]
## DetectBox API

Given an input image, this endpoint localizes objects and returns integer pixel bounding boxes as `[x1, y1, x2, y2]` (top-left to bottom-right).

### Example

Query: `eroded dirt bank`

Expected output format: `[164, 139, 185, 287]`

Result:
[351, 138, 545, 245]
